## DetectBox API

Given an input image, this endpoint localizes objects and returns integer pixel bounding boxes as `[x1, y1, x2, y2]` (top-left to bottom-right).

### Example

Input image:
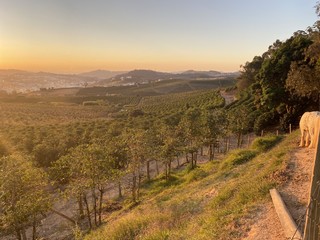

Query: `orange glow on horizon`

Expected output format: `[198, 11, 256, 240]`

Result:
[0, 56, 240, 73]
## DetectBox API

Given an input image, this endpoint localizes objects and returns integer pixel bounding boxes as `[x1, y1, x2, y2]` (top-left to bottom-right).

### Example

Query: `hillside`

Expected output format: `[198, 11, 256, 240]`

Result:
[97, 69, 239, 86]
[79, 70, 127, 80]
[0, 69, 238, 94]
[83, 131, 311, 240]
[0, 69, 97, 92]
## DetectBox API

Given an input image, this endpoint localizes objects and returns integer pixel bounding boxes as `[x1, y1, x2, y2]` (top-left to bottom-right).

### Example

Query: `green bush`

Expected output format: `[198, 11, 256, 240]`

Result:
[185, 168, 209, 183]
[253, 111, 276, 134]
[252, 135, 283, 152]
[220, 149, 258, 171]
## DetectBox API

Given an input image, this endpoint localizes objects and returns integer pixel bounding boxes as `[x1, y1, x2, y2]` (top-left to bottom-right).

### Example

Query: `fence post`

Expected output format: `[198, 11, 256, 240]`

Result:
[303, 132, 320, 240]
[289, 124, 292, 134]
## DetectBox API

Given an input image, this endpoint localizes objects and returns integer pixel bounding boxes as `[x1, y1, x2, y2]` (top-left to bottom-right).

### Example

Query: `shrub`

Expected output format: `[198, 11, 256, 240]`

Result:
[252, 135, 283, 152]
[185, 168, 209, 183]
[253, 111, 277, 134]
[220, 149, 258, 171]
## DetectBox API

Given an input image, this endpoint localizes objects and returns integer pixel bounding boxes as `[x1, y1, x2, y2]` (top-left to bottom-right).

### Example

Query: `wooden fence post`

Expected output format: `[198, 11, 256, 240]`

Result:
[303, 132, 320, 240]
[289, 124, 292, 134]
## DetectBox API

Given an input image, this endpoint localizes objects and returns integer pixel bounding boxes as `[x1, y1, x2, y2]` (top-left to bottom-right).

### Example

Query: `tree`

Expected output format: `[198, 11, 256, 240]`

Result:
[202, 109, 227, 160]
[237, 56, 263, 93]
[157, 123, 181, 180]
[179, 108, 205, 169]
[227, 106, 252, 147]
[122, 128, 149, 203]
[103, 136, 129, 198]
[286, 29, 320, 109]
[0, 155, 51, 240]
[257, 34, 311, 111]
[52, 143, 115, 229]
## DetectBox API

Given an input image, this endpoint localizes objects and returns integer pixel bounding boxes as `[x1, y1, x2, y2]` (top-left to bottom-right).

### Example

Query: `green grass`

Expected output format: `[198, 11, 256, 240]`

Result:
[251, 135, 283, 152]
[84, 131, 298, 240]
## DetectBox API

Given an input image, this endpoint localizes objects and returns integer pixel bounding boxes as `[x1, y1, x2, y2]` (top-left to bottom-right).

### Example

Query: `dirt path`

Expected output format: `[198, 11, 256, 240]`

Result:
[244, 145, 315, 239]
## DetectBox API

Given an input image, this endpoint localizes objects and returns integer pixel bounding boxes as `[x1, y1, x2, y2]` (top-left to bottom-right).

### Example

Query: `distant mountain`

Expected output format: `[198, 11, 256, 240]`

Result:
[79, 70, 127, 80]
[182, 70, 221, 74]
[105, 69, 172, 84]
[97, 69, 240, 86]
[0, 69, 239, 93]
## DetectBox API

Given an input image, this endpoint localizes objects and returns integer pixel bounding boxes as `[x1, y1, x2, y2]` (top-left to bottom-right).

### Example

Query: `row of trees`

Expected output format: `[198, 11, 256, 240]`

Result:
[49, 107, 229, 230]
[2, 89, 243, 237]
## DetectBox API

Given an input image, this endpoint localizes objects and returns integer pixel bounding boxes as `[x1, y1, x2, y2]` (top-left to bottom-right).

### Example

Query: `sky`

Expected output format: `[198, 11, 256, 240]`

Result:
[0, 0, 318, 73]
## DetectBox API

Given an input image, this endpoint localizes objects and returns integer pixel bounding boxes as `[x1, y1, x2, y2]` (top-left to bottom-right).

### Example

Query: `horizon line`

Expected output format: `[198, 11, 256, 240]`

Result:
[0, 68, 240, 75]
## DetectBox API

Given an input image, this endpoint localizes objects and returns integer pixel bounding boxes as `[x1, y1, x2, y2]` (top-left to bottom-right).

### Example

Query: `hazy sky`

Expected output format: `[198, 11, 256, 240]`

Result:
[0, 0, 318, 73]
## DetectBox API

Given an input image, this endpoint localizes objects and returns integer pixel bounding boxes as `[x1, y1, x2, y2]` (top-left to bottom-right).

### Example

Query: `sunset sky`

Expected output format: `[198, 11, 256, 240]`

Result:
[0, 0, 318, 73]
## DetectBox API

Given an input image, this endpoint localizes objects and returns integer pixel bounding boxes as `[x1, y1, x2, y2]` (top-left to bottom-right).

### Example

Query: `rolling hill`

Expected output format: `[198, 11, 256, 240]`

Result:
[97, 69, 240, 86]
[0, 69, 239, 94]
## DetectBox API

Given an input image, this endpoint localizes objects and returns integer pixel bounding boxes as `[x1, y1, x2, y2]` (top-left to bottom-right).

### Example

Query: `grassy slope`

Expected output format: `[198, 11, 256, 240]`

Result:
[84, 132, 299, 240]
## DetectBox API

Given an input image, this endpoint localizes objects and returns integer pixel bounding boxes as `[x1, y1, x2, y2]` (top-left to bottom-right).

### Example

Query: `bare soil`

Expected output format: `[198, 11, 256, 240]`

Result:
[244, 145, 315, 239]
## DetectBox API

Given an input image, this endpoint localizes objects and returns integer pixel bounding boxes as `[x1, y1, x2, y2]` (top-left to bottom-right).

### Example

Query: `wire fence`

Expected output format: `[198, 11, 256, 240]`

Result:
[290, 132, 320, 240]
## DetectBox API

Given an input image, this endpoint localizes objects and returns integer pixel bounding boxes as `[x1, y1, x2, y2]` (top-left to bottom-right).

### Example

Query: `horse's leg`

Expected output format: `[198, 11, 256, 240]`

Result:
[309, 127, 315, 148]
[299, 128, 305, 147]
[306, 130, 311, 147]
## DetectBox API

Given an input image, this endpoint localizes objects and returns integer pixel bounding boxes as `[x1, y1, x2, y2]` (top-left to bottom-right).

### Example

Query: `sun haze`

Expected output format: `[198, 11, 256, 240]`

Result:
[0, 0, 317, 73]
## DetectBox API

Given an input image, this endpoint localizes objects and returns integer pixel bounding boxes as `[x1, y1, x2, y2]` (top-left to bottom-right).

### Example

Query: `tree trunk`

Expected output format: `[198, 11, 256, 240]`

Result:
[209, 144, 214, 161]
[212, 144, 215, 158]
[190, 152, 194, 169]
[83, 194, 92, 230]
[21, 228, 27, 240]
[15, 228, 22, 240]
[224, 137, 229, 153]
[155, 160, 159, 175]
[186, 153, 189, 163]
[78, 193, 84, 219]
[92, 188, 98, 227]
[137, 170, 142, 200]
[32, 215, 37, 240]
[237, 132, 242, 148]
[132, 173, 137, 203]
[165, 163, 168, 180]
[118, 180, 122, 198]
[176, 156, 180, 167]
[98, 187, 104, 226]
[146, 160, 151, 181]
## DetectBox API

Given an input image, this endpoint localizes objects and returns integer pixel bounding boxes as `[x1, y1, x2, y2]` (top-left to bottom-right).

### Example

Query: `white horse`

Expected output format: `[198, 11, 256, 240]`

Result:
[299, 111, 320, 148]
